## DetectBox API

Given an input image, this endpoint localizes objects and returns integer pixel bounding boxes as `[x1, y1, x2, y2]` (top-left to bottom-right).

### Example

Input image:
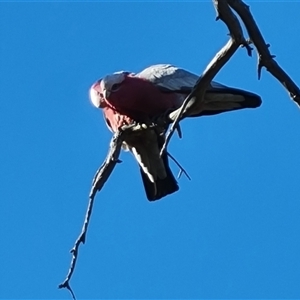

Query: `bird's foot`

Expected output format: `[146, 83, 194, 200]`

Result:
[120, 121, 153, 133]
[153, 110, 182, 138]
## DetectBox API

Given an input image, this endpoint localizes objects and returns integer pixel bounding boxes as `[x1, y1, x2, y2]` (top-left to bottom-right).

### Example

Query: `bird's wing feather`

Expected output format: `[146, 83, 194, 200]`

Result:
[136, 63, 231, 93]
[136, 64, 199, 92]
[136, 64, 261, 117]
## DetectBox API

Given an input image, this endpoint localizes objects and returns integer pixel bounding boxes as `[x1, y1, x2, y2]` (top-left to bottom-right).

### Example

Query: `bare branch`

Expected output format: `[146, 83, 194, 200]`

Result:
[59, 1, 300, 298]
[161, 0, 248, 155]
[227, 0, 300, 107]
[90, 131, 125, 200]
[58, 126, 136, 299]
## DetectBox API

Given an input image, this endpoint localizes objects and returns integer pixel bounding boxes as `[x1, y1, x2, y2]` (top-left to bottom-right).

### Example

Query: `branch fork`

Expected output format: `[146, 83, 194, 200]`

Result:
[59, 1, 300, 298]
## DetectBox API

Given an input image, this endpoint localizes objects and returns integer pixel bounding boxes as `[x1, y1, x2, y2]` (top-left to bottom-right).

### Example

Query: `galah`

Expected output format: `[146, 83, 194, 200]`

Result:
[89, 64, 261, 201]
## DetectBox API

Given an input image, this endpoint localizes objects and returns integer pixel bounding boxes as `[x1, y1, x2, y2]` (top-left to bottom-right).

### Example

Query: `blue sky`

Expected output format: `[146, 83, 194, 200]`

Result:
[1, 2, 300, 299]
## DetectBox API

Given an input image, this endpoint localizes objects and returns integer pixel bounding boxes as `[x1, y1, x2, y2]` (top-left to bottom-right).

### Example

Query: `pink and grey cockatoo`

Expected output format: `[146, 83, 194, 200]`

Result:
[90, 64, 261, 201]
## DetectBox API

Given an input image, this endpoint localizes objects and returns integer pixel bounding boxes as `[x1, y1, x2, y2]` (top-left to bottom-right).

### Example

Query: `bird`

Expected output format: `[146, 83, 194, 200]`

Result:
[89, 64, 262, 201]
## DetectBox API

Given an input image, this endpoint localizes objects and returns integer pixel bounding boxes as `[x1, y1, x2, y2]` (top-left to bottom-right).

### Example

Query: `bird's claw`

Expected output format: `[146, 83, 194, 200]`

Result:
[120, 121, 153, 133]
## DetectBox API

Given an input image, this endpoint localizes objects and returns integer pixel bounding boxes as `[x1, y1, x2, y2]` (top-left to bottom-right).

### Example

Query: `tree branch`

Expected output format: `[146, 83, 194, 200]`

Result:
[58, 126, 135, 299]
[161, 0, 300, 154]
[161, 0, 249, 155]
[227, 0, 300, 107]
[59, 1, 300, 298]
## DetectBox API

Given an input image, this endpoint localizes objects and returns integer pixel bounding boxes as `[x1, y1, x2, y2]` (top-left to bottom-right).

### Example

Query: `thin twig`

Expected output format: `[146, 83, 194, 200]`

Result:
[58, 128, 131, 299]
[167, 152, 191, 180]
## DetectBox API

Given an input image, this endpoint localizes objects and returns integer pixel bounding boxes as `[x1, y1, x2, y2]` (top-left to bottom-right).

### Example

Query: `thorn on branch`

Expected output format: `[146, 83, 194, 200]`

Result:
[58, 281, 76, 300]
[258, 61, 263, 80]
[241, 42, 253, 57]
[176, 124, 182, 139]
[79, 232, 86, 244]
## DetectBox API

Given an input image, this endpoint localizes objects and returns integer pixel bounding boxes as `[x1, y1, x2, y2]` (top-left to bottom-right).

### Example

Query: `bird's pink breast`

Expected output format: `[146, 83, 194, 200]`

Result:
[102, 106, 134, 132]
[105, 76, 181, 122]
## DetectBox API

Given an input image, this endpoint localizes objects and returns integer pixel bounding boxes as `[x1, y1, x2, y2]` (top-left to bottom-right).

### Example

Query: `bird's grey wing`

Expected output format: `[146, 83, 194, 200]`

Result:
[136, 64, 200, 92]
[136, 63, 236, 93]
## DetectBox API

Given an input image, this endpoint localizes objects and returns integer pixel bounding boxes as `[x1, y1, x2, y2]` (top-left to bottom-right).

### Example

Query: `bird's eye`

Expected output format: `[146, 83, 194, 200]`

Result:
[111, 83, 121, 92]
[97, 91, 104, 98]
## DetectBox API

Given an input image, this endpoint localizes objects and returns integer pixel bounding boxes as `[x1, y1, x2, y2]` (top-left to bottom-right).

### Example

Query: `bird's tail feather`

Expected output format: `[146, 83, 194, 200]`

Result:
[128, 130, 179, 201]
[190, 87, 262, 117]
[140, 152, 179, 201]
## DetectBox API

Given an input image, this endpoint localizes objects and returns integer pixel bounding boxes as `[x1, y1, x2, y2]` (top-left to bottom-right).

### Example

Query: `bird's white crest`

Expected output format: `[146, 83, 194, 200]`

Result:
[101, 71, 126, 93]
[89, 71, 127, 108]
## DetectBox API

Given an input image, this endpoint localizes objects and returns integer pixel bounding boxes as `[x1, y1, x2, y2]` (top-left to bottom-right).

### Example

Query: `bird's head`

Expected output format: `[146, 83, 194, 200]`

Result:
[89, 71, 130, 109]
